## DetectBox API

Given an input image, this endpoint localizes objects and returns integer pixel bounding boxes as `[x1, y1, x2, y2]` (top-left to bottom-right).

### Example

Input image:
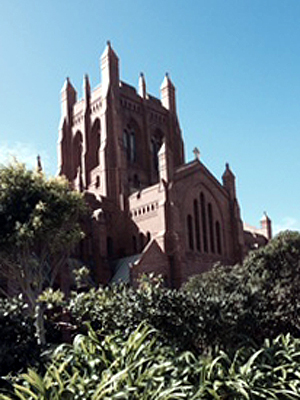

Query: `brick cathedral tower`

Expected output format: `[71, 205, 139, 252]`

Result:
[58, 43, 271, 287]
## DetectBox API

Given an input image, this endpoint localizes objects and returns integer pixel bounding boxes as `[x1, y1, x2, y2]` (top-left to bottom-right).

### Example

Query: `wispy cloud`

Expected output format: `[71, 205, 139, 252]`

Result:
[273, 217, 300, 234]
[0, 141, 51, 173]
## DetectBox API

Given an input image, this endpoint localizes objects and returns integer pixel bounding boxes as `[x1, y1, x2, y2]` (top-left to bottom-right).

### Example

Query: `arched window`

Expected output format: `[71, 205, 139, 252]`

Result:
[123, 124, 136, 163]
[73, 131, 83, 172]
[90, 119, 100, 169]
[130, 132, 136, 162]
[216, 221, 222, 255]
[200, 193, 208, 253]
[187, 214, 194, 250]
[193, 199, 201, 251]
[73, 131, 83, 188]
[208, 203, 215, 254]
[123, 129, 130, 159]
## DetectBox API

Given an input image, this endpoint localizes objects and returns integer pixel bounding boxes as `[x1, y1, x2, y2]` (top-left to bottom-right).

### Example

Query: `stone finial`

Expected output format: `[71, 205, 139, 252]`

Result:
[161, 72, 172, 89]
[261, 211, 272, 240]
[138, 72, 146, 98]
[160, 72, 176, 113]
[262, 211, 269, 220]
[222, 162, 236, 199]
[83, 73, 91, 102]
[193, 147, 200, 160]
[101, 40, 119, 95]
[37, 155, 42, 173]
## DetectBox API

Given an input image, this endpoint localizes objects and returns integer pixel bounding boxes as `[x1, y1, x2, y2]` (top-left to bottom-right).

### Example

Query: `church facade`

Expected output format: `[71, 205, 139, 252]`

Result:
[58, 42, 272, 288]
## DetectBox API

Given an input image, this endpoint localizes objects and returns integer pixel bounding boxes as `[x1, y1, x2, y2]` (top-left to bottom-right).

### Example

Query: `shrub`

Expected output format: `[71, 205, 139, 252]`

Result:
[184, 230, 300, 350]
[67, 279, 201, 353]
[0, 296, 39, 376]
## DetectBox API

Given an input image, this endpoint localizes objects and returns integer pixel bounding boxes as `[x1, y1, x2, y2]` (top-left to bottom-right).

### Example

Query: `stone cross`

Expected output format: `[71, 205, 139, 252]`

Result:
[193, 147, 200, 160]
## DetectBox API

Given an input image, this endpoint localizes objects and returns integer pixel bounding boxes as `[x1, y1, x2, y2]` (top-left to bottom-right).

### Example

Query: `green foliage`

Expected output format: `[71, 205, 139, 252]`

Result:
[0, 162, 87, 344]
[2, 219, 300, 398]
[70, 262, 94, 292]
[2, 324, 196, 399]
[0, 296, 39, 376]
[67, 232, 300, 352]
[38, 289, 66, 310]
[242, 230, 300, 339]
[3, 326, 300, 399]
[68, 279, 200, 352]
[184, 230, 300, 349]
[0, 162, 86, 253]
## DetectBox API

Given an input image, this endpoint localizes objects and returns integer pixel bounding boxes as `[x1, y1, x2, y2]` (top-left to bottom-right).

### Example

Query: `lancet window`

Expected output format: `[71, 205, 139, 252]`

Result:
[193, 199, 201, 251]
[200, 192, 208, 253]
[187, 193, 223, 256]
[216, 221, 222, 254]
[90, 118, 100, 169]
[208, 203, 215, 254]
[187, 214, 194, 250]
[123, 124, 136, 163]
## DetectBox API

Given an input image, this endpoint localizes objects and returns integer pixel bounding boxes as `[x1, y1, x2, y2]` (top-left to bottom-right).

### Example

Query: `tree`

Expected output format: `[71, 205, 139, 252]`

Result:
[0, 162, 87, 344]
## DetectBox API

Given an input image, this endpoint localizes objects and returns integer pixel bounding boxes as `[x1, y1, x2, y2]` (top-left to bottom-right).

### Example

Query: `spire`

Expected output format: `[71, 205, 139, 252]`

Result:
[84, 74, 91, 99]
[83, 74, 91, 116]
[61, 77, 76, 95]
[36, 155, 42, 173]
[101, 40, 115, 60]
[60, 77, 77, 122]
[222, 163, 236, 199]
[101, 40, 119, 96]
[160, 73, 176, 113]
[261, 212, 272, 240]
[138, 72, 146, 98]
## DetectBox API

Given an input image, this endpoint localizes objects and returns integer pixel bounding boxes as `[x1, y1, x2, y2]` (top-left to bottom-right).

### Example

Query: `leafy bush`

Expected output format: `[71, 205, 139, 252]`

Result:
[67, 278, 201, 353]
[184, 230, 300, 350]
[0, 296, 39, 376]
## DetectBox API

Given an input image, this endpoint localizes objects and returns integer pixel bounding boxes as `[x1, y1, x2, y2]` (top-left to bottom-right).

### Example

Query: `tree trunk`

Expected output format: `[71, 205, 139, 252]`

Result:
[34, 303, 46, 345]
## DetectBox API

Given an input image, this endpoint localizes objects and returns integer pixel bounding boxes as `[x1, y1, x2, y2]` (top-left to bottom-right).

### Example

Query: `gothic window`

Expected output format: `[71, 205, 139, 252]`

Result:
[90, 118, 100, 169]
[123, 124, 136, 163]
[208, 203, 215, 254]
[200, 193, 208, 253]
[73, 131, 83, 179]
[216, 221, 222, 255]
[130, 132, 136, 162]
[193, 199, 201, 251]
[187, 214, 194, 250]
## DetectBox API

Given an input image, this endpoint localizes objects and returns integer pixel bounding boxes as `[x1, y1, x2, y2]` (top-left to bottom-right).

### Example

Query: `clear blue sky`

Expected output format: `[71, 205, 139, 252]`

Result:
[0, 0, 299, 234]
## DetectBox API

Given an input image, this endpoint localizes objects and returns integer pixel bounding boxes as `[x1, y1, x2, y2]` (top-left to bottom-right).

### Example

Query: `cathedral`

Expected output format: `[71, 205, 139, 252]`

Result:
[58, 42, 272, 288]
